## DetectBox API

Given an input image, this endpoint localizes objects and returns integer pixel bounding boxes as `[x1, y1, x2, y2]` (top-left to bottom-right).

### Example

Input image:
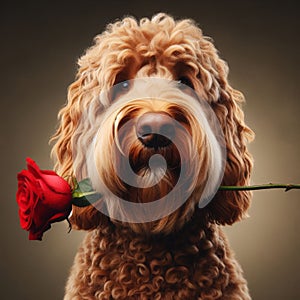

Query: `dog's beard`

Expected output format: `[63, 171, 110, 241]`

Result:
[105, 141, 203, 234]
[120, 144, 181, 203]
[88, 118, 205, 232]
[127, 167, 178, 204]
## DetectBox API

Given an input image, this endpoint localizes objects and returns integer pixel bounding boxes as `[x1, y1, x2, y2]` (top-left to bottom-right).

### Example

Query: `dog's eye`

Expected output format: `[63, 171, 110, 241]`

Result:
[120, 81, 130, 90]
[177, 77, 194, 89]
[111, 80, 131, 100]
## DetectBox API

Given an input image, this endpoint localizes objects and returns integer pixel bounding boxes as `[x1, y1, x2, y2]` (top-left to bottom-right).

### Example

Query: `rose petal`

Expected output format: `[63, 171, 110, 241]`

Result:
[25, 158, 71, 195]
[37, 179, 72, 210]
[38, 174, 71, 195]
[48, 209, 71, 224]
[18, 210, 32, 230]
[29, 228, 45, 241]
[25, 158, 56, 182]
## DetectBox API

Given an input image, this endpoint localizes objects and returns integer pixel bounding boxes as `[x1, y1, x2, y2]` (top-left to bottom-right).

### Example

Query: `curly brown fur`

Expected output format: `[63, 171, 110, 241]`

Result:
[64, 212, 250, 299]
[51, 13, 254, 299]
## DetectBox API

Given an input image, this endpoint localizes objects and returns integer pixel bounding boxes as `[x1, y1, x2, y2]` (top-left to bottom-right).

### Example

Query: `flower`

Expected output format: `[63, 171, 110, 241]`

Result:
[16, 158, 72, 240]
[16, 158, 298, 241]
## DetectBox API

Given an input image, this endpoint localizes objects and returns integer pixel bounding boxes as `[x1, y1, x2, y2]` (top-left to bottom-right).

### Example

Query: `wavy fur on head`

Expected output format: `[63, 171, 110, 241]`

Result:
[52, 13, 254, 299]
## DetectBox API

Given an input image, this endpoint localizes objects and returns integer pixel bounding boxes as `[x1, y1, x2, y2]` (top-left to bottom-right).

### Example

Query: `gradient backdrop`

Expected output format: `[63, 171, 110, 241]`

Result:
[1, 1, 299, 299]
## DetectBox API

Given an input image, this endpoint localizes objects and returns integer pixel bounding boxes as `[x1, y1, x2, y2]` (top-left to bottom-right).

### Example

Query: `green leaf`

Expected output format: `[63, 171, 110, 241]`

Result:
[71, 178, 102, 207]
[73, 178, 94, 194]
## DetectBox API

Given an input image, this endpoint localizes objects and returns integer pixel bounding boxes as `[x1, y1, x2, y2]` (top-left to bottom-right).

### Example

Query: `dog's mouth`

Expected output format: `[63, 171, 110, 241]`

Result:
[129, 140, 180, 173]
[138, 133, 173, 149]
[112, 108, 193, 203]
[125, 145, 181, 203]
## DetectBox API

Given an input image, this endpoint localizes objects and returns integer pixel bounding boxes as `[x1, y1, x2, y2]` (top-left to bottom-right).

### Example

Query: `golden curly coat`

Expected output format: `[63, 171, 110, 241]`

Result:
[52, 13, 254, 299]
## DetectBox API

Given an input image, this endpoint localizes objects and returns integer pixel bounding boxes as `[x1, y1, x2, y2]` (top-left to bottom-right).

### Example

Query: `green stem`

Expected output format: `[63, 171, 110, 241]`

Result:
[219, 183, 300, 192]
[70, 182, 300, 208]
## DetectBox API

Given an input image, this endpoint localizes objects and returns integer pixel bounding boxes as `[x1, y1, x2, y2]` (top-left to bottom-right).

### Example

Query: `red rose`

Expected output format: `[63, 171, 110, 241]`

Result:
[16, 158, 72, 240]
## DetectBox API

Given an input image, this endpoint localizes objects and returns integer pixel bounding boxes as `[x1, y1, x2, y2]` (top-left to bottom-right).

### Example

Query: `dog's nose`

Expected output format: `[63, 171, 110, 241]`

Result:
[136, 112, 175, 148]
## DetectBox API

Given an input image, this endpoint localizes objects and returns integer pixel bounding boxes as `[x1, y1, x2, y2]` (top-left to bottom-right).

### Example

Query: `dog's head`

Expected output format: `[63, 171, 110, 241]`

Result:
[51, 13, 254, 234]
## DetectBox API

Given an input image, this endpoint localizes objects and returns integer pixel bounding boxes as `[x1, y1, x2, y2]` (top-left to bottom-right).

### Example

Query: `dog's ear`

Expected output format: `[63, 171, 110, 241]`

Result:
[202, 54, 254, 225]
[206, 83, 254, 225]
[51, 68, 104, 230]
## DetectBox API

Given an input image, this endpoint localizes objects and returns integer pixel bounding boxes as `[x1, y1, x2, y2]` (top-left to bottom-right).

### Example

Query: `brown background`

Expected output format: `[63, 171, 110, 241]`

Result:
[1, 1, 299, 299]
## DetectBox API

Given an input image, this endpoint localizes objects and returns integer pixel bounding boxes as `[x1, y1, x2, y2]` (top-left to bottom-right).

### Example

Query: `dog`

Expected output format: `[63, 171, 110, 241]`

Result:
[51, 13, 254, 299]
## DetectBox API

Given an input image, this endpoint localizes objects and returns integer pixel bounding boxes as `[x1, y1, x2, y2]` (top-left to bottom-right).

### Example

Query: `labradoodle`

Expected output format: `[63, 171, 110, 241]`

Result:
[52, 13, 254, 299]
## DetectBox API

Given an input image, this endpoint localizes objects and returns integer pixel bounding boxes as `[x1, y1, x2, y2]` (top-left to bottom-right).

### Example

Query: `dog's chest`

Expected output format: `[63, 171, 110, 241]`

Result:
[82, 227, 231, 299]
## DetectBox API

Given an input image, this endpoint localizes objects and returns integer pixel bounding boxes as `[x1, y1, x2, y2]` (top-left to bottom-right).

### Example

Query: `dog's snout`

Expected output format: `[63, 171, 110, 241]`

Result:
[136, 112, 175, 148]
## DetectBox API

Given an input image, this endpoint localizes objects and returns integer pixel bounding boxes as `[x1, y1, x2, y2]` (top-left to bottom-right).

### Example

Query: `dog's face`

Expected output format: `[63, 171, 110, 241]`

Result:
[52, 14, 254, 234]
